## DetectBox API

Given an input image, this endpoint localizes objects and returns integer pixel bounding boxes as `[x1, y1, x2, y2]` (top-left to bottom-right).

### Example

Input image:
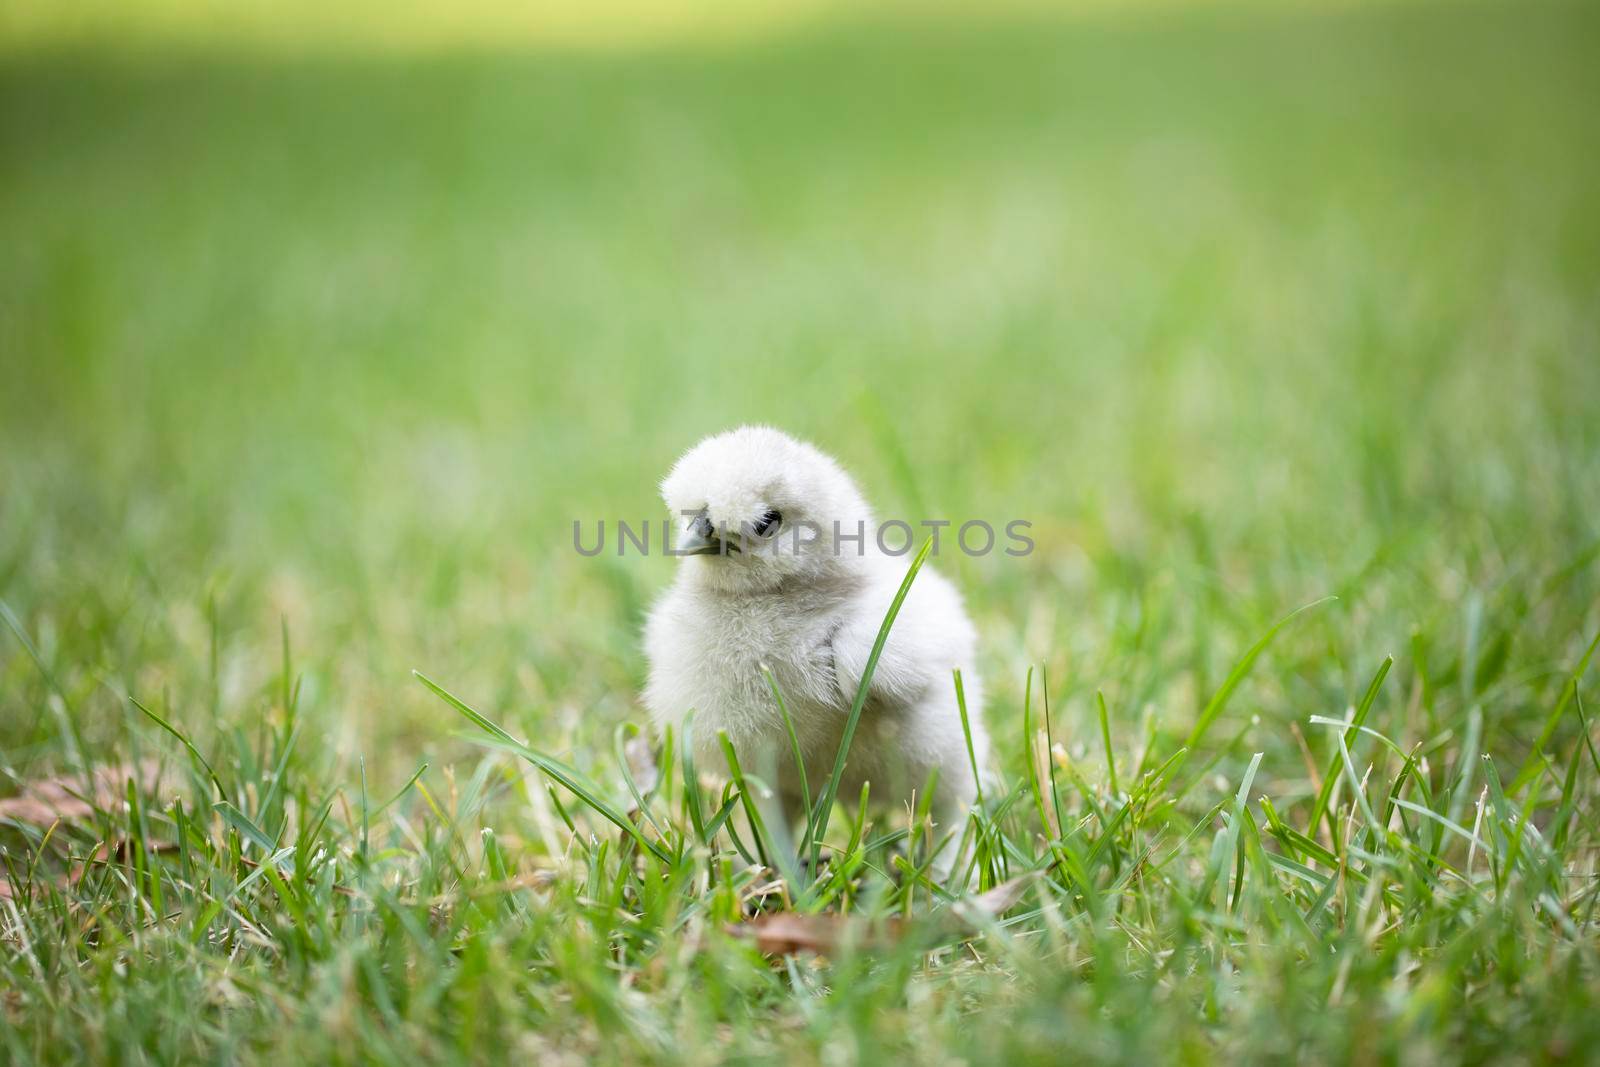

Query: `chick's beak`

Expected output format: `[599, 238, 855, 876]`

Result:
[674, 528, 722, 556]
[675, 516, 739, 557]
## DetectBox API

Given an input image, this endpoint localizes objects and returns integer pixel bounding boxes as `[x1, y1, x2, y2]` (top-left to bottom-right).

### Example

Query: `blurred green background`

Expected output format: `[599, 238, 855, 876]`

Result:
[2, 0, 1598, 780]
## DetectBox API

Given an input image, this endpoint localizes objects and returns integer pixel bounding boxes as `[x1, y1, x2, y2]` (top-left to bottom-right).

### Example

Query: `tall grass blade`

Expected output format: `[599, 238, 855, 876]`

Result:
[1184, 596, 1336, 751]
[807, 537, 933, 871]
[415, 670, 671, 863]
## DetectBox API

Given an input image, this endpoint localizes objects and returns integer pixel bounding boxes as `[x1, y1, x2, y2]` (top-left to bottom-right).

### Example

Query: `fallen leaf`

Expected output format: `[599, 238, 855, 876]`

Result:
[730, 910, 905, 957]
[68, 838, 182, 887]
[727, 872, 1038, 958]
[0, 760, 165, 828]
[961, 873, 1035, 919]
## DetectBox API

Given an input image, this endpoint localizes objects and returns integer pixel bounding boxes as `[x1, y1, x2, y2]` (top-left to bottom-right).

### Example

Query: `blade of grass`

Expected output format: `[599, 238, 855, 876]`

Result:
[130, 695, 231, 803]
[1021, 666, 1053, 840]
[807, 537, 933, 872]
[955, 668, 984, 808]
[717, 731, 778, 875]
[762, 665, 813, 864]
[1040, 665, 1065, 842]
[415, 670, 671, 864]
[1, 598, 87, 769]
[1510, 629, 1600, 792]
[1307, 656, 1392, 843]
[1097, 690, 1119, 797]
[214, 801, 275, 854]
[1184, 596, 1337, 751]
[615, 724, 668, 839]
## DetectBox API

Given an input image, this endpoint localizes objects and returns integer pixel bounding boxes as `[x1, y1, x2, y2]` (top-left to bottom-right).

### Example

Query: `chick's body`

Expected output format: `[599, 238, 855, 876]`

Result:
[643, 426, 988, 824]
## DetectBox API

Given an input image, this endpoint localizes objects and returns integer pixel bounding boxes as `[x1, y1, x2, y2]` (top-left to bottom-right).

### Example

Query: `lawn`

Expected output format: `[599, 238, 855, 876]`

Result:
[2, 2, 1599, 1062]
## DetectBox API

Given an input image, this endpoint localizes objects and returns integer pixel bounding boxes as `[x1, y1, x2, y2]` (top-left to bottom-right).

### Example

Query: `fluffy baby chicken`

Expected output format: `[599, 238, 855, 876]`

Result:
[643, 425, 988, 845]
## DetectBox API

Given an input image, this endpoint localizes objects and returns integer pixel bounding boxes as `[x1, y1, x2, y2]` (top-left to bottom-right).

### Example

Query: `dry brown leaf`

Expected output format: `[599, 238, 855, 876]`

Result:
[960, 873, 1035, 920]
[730, 873, 1036, 959]
[730, 911, 906, 957]
[68, 838, 182, 887]
[0, 837, 181, 903]
[0, 760, 165, 828]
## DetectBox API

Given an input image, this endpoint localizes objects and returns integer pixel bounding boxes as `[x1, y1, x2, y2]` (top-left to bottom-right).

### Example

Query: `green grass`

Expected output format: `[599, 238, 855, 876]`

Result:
[3, 2, 1600, 1062]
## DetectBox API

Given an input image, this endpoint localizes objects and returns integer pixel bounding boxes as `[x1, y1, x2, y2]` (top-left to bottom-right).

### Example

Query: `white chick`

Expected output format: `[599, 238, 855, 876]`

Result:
[643, 425, 989, 851]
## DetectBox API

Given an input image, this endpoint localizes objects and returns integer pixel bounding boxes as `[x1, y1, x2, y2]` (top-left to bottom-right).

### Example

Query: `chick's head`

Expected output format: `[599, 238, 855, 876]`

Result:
[660, 425, 873, 592]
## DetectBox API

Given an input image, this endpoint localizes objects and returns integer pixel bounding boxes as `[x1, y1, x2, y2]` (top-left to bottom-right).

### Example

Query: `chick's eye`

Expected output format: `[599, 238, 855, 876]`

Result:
[752, 509, 781, 537]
